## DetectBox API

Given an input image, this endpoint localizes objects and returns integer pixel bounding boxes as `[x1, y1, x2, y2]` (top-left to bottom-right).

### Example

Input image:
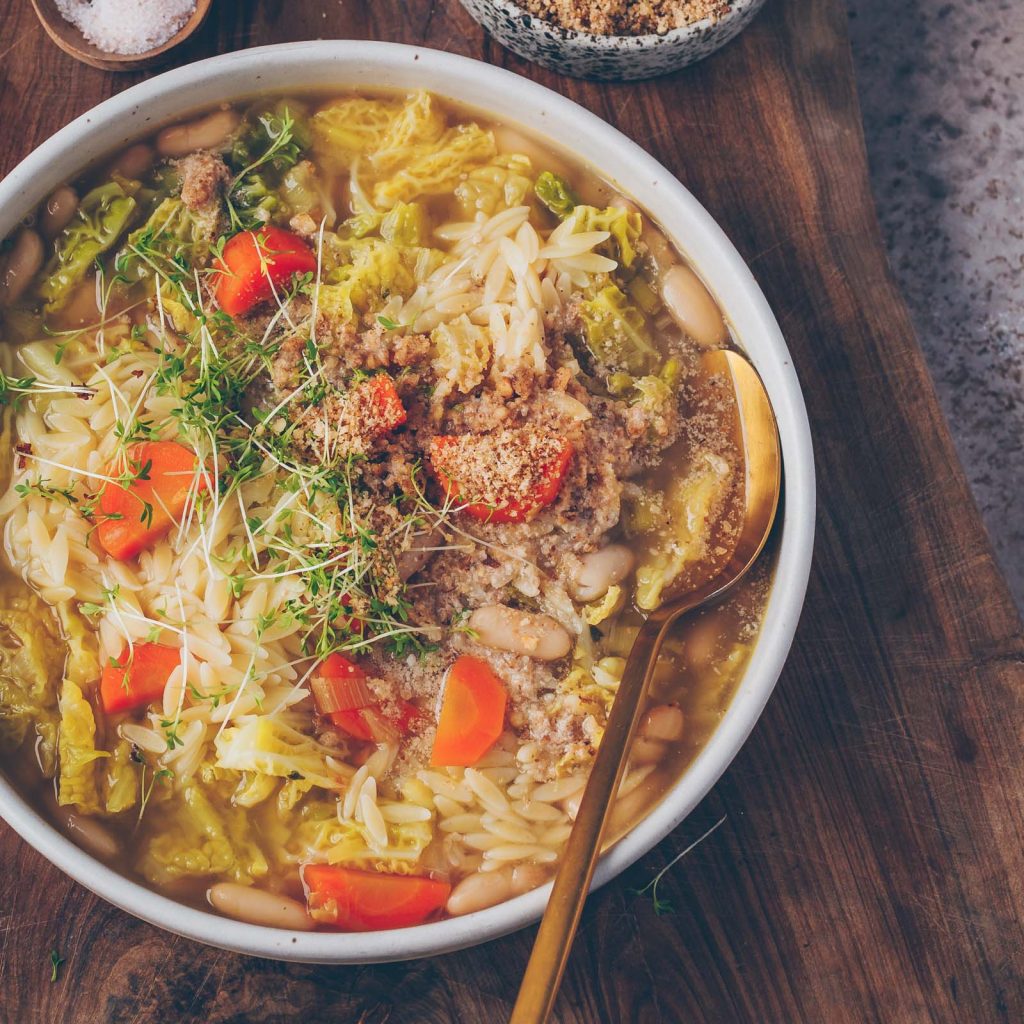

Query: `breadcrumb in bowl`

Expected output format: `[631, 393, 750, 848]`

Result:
[459, 0, 768, 81]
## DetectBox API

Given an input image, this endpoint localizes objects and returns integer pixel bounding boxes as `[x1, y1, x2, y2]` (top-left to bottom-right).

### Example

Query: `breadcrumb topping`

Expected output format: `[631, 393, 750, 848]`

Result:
[431, 429, 567, 511]
[518, 0, 731, 35]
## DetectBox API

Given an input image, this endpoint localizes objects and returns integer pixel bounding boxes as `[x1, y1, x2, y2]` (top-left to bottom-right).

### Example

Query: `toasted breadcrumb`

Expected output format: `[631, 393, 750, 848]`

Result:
[430, 429, 567, 511]
[292, 375, 402, 461]
[519, 0, 731, 35]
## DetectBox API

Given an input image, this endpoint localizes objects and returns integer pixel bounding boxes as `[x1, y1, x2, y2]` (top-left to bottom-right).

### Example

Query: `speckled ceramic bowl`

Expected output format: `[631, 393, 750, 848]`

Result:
[460, 0, 767, 80]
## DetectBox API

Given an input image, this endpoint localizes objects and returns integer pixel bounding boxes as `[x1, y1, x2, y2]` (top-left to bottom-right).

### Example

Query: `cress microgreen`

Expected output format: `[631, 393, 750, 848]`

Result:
[629, 816, 727, 916]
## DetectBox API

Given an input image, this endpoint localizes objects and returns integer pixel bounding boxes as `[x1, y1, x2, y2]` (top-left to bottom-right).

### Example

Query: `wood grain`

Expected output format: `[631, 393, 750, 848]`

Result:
[2, 1, 1023, 1021]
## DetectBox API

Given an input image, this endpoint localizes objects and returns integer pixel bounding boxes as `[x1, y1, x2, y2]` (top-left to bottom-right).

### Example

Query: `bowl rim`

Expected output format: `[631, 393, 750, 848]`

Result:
[465, 0, 764, 47]
[0, 39, 815, 964]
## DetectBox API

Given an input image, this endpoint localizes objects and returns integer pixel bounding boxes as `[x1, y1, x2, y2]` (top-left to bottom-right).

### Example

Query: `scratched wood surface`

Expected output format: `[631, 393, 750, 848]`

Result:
[1, 1, 1022, 1021]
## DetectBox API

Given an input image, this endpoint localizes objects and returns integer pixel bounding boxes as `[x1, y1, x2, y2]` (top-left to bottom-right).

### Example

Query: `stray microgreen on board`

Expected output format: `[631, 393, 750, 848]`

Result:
[49, 949, 65, 983]
[629, 816, 727, 916]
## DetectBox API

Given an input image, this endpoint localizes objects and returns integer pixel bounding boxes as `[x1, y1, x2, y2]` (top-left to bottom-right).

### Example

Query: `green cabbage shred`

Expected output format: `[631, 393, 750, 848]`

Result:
[117, 197, 217, 281]
[567, 204, 642, 268]
[226, 104, 310, 230]
[634, 451, 733, 610]
[102, 739, 139, 814]
[457, 154, 533, 215]
[0, 582, 63, 775]
[578, 283, 657, 374]
[40, 182, 137, 312]
[380, 202, 426, 246]
[535, 171, 579, 218]
[57, 678, 108, 813]
[137, 783, 270, 886]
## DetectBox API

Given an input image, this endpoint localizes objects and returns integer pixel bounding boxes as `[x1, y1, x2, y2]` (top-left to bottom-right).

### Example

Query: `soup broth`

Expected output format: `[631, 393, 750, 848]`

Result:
[0, 90, 770, 929]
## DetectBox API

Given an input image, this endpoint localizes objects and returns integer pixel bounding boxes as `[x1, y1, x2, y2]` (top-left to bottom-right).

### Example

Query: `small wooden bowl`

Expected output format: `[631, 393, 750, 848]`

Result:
[30, 0, 212, 72]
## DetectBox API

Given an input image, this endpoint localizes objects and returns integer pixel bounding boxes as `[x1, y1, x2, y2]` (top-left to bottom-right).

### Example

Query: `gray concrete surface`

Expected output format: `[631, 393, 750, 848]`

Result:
[847, 0, 1024, 609]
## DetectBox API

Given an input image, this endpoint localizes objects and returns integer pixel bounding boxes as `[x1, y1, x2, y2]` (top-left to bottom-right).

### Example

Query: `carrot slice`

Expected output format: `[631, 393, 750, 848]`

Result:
[301, 864, 450, 931]
[214, 226, 317, 318]
[429, 435, 573, 524]
[430, 655, 507, 767]
[327, 708, 376, 741]
[314, 653, 419, 741]
[311, 673, 375, 715]
[101, 642, 181, 715]
[330, 700, 421, 742]
[318, 652, 366, 683]
[97, 441, 205, 561]
[358, 374, 407, 435]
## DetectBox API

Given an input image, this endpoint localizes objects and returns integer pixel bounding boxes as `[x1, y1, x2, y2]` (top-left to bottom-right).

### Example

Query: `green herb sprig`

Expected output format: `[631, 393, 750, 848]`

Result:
[629, 816, 727, 916]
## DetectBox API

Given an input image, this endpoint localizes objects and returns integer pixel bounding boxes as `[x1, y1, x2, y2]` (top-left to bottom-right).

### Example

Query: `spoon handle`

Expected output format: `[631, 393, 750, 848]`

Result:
[510, 604, 686, 1024]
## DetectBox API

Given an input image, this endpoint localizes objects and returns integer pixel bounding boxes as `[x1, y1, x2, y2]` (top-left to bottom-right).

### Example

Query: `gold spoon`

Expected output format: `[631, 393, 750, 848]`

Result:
[30, 0, 212, 73]
[511, 349, 782, 1024]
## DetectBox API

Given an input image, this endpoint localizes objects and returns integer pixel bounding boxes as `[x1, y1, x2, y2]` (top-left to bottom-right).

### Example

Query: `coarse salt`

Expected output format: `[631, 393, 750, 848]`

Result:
[55, 0, 197, 56]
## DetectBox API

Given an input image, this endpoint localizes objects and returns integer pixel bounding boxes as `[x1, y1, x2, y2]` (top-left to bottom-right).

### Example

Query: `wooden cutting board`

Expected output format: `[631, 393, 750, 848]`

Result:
[1, 1, 1022, 1021]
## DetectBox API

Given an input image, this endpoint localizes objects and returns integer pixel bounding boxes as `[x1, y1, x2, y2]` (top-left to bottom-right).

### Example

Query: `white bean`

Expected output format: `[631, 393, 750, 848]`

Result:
[208, 882, 315, 931]
[640, 703, 685, 743]
[157, 108, 240, 158]
[631, 735, 668, 765]
[608, 783, 652, 835]
[0, 228, 43, 307]
[40, 186, 78, 239]
[58, 277, 99, 327]
[61, 811, 120, 861]
[468, 605, 572, 661]
[632, 704, 686, 764]
[563, 790, 583, 821]
[643, 224, 675, 268]
[571, 544, 635, 602]
[510, 862, 549, 895]
[446, 868, 514, 916]
[661, 264, 727, 349]
[110, 143, 155, 179]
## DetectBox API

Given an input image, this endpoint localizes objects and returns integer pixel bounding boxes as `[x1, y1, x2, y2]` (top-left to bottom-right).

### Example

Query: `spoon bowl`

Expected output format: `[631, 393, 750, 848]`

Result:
[659, 348, 783, 609]
[30, 0, 212, 72]
[512, 349, 782, 1023]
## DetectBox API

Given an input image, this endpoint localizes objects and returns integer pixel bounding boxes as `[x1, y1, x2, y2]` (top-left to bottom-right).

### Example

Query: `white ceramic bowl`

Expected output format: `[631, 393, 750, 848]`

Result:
[0, 41, 814, 963]
[459, 0, 768, 81]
